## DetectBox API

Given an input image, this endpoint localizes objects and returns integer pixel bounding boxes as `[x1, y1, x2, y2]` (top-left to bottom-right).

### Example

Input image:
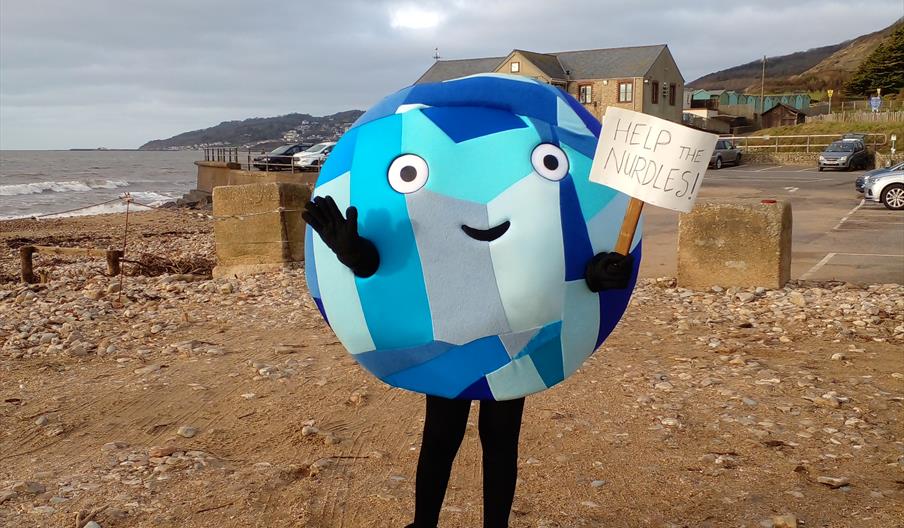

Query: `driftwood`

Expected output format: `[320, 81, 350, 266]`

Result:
[74, 504, 108, 528]
[19, 245, 123, 283]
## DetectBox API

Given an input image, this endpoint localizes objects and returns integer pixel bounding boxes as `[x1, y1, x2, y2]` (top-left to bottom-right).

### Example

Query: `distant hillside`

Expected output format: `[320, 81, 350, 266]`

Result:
[140, 110, 364, 150]
[688, 43, 845, 91]
[843, 23, 904, 96]
[688, 19, 903, 94]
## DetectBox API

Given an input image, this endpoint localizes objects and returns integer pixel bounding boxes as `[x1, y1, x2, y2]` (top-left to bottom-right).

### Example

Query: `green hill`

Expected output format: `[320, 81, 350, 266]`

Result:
[688, 43, 845, 92]
[844, 24, 904, 96]
[688, 19, 903, 94]
[139, 110, 364, 150]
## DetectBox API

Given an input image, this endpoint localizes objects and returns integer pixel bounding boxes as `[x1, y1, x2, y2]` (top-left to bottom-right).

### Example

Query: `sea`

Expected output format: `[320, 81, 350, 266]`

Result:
[0, 150, 199, 220]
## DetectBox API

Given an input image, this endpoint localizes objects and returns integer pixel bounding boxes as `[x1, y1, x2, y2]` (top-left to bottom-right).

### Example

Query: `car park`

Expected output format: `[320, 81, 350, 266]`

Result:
[856, 161, 904, 193]
[293, 142, 336, 169]
[709, 139, 742, 169]
[818, 139, 869, 171]
[864, 168, 904, 210]
[253, 144, 310, 171]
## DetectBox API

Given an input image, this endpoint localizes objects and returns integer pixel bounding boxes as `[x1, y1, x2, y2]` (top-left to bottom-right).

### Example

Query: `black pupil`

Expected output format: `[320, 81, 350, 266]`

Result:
[543, 154, 559, 171]
[400, 165, 417, 182]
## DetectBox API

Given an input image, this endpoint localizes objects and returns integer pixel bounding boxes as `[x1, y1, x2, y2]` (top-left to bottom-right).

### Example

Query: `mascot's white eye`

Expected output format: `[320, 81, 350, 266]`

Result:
[531, 143, 569, 181]
[388, 154, 429, 193]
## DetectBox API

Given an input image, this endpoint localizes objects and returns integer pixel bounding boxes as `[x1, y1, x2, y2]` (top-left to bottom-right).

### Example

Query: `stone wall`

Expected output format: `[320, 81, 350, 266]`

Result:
[876, 152, 903, 167]
[740, 151, 881, 168]
[195, 161, 317, 194]
[740, 152, 822, 166]
[642, 50, 684, 123]
[567, 78, 645, 123]
[678, 199, 792, 290]
[212, 182, 311, 278]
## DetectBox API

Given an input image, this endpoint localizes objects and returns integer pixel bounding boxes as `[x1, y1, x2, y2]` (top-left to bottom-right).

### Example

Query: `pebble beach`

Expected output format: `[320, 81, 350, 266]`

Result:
[1, 210, 902, 527]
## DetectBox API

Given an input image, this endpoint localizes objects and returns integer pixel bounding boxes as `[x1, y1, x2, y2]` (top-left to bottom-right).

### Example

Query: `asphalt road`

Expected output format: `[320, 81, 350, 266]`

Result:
[639, 164, 904, 284]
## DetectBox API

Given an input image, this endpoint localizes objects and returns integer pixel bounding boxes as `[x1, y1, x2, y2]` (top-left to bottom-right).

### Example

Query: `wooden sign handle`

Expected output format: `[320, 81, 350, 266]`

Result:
[614, 197, 645, 256]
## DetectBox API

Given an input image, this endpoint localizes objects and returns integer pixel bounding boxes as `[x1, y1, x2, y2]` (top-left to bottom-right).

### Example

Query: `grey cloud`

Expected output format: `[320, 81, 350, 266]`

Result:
[1, 0, 900, 149]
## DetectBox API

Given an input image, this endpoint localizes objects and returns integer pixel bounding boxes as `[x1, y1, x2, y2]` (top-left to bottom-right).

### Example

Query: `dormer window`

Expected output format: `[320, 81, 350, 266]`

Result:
[510, 61, 520, 73]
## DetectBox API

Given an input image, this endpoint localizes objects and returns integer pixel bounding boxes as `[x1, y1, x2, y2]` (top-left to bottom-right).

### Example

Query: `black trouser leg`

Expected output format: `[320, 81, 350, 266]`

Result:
[478, 397, 525, 528]
[412, 395, 471, 528]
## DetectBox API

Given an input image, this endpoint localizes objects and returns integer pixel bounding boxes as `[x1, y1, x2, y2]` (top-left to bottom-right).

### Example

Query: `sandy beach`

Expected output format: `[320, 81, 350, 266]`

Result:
[1, 210, 903, 527]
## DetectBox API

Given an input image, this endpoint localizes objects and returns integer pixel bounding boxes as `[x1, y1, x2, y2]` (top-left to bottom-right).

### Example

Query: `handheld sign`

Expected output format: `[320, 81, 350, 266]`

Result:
[589, 107, 718, 254]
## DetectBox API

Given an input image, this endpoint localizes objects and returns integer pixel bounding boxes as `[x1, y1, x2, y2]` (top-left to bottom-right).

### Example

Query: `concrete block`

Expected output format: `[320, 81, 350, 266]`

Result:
[212, 182, 311, 278]
[195, 161, 318, 193]
[678, 199, 792, 289]
[195, 161, 241, 193]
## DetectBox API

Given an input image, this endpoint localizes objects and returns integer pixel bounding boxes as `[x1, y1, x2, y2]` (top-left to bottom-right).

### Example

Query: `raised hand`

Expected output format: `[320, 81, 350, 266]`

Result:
[302, 195, 380, 278]
[584, 252, 634, 292]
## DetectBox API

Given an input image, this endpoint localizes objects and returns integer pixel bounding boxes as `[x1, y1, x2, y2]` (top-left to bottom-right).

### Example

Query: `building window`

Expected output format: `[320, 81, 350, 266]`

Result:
[651, 81, 659, 104]
[510, 61, 520, 73]
[669, 83, 677, 106]
[579, 84, 592, 104]
[618, 81, 633, 103]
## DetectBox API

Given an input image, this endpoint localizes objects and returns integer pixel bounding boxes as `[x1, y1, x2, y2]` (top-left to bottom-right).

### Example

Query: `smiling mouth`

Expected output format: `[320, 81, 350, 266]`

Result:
[461, 221, 511, 242]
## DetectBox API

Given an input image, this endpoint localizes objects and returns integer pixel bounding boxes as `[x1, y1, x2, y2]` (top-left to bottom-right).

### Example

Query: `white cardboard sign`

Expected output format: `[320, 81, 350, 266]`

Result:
[589, 107, 718, 213]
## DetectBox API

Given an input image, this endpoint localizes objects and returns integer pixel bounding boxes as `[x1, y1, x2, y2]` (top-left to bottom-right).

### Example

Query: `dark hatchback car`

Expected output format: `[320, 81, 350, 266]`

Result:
[818, 139, 869, 171]
[253, 144, 310, 171]
[709, 139, 742, 169]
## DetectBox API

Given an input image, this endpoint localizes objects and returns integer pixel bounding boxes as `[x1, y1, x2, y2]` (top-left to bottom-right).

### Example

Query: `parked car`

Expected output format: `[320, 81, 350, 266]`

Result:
[856, 161, 904, 193]
[253, 144, 310, 170]
[293, 142, 336, 169]
[709, 139, 742, 169]
[864, 169, 904, 210]
[818, 139, 869, 171]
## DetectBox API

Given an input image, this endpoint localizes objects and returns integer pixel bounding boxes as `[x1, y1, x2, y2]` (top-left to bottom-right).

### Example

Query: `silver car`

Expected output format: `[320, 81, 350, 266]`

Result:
[857, 161, 904, 193]
[709, 139, 742, 169]
[864, 168, 904, 210]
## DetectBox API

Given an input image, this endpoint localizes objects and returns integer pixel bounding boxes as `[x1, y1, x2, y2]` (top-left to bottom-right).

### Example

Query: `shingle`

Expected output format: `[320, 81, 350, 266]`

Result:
[513, 50, 566, 79]
[414, 45, 669, 84]
[763, 103, 808, 116]
[554, 45, 666, 79]
[415, 57, 505, 83]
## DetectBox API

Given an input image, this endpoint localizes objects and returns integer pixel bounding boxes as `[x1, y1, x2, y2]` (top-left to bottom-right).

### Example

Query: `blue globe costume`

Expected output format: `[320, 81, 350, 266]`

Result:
[305, 73, 642, 401]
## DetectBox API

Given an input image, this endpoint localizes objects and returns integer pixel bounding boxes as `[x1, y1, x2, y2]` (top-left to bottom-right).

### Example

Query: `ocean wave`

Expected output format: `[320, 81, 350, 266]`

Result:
[0, 191, 178, 220]
[0, 178, 130, 196]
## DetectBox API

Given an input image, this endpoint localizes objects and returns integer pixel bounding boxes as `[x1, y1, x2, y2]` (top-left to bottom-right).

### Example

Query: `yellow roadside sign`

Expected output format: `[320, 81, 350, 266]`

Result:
[827, 89, 834, 97]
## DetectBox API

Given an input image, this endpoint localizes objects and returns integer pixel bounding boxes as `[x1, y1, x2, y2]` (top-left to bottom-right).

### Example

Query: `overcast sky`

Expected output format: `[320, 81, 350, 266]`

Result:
[1, 0, 901, 150]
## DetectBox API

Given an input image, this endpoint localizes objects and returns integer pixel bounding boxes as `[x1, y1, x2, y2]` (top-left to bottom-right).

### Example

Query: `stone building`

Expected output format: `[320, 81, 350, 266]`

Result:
[416, 45, 684, 123]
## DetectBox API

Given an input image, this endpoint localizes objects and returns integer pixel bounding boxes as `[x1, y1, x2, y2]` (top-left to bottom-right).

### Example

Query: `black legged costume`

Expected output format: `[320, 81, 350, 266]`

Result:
[412, 395, 525, 528]
[302, 196, 633, 528]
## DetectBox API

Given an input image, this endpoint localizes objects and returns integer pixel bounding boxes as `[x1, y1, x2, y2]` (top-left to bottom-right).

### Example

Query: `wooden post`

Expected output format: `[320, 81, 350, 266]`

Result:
[20, 246, 37, 284]
[20, 245, 125, 282]
[614, 198, 645, 256]
[106, 250, 123, 277]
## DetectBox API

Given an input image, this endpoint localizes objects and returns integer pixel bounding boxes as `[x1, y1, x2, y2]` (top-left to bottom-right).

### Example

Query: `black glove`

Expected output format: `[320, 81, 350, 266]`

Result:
[302, 195, 380, 278]
[584, 252, 634, 292]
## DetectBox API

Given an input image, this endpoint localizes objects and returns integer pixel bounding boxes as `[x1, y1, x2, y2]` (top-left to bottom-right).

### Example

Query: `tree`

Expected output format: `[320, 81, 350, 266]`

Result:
[844, 25, 904, 96]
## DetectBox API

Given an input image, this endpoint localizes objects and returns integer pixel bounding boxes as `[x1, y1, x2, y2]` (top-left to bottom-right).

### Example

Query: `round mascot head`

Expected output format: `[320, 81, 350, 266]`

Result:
[305, 74, 641, 400]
